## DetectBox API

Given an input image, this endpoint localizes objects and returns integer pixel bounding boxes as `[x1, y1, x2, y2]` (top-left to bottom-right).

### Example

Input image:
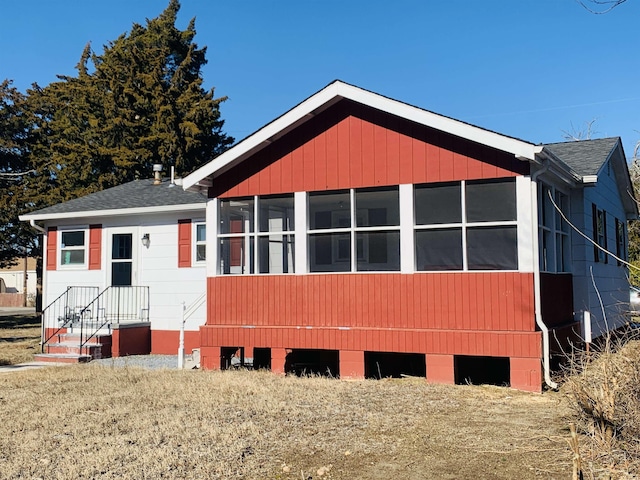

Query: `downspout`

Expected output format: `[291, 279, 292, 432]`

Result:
[530, 157, 558, 389]
[29, 219, 46, 234]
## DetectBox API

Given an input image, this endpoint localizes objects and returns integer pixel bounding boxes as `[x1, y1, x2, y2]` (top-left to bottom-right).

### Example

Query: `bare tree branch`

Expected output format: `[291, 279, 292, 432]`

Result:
[578, 0, 628, 14]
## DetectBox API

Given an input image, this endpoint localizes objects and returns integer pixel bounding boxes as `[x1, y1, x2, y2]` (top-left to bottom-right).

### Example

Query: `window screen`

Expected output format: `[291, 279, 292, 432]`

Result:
[415, 229, 463, 271]
[467, 226, 518, 270]
[415, 183, 461, 225]
[466, 179, 516, 222]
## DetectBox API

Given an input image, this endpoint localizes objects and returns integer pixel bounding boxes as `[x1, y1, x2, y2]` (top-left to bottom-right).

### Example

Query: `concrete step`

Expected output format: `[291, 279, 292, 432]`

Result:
[44, 342, 104, 358]
[34, 353, 92, 364]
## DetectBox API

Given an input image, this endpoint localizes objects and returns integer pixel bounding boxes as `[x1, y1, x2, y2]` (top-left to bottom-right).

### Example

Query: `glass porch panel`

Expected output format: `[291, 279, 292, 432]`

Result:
[466, 179, 516, 222]
[259, 195, 295, 232]
[355, 187, 399, 227]
[219, 198, 255, 234]
[258, 234, 295, 273]
[467, 226, 518, 270]
[414, 183, 461, 225]
[308, 190, 351, 229]
[309, 232, 351, 272]
[219, 237, 254, 274]
[415, 228, 463, 271]
[356, 231, 400, 271]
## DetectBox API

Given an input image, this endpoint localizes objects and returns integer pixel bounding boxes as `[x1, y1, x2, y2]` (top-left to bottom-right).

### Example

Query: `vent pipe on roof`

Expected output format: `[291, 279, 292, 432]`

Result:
[153, 164, 163, 185]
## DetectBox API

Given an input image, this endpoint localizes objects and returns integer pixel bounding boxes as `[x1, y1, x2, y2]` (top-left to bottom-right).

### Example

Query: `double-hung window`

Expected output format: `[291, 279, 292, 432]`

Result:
[414, 178, 518, 271]
[615, 217, 626, 266]
[60, 230, 86, 267]
[195, 223, 206, 262]
[218, 195, 295, 274]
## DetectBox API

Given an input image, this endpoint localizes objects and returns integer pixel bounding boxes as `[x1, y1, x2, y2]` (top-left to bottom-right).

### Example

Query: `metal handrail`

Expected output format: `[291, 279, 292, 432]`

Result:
[40, 286, 100, 353]
[79, 286, 150, 351]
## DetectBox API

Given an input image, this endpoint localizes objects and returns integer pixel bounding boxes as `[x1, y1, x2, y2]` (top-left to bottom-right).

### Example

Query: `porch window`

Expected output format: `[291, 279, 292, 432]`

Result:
[218, 195, 294, 274]
[60, 230, 86, 266]
[538, 185, 570, 272]
[414, 178, 517, 271]
[308, 187, 400, 272]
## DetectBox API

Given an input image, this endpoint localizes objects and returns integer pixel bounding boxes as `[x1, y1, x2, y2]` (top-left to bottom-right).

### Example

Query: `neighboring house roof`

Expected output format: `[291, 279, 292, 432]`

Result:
[543, 137, 620, 177]
[183, 80, 544, 192]
[20, 178, 206, 221]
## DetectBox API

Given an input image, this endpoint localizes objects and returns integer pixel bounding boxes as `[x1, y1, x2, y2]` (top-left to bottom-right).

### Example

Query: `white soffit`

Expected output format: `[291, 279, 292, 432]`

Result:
[183, 81, 541, 192]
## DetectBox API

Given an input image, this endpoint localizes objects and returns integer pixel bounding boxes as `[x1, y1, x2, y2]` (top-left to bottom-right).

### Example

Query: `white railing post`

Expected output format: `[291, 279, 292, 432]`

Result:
[178, 301, 186, 369]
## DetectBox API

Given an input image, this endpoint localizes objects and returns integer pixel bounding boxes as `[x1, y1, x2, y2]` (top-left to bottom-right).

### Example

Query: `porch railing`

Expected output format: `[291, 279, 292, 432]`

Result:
[78, 286, 150, 350]
[41, 286, 100, 353]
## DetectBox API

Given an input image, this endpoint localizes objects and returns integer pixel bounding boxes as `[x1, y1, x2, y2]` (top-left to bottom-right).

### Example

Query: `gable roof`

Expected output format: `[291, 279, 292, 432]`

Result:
[19, 178, 206, 221]
[183, 80, 543, 192]
[543, 137, 620, 177]
[543, 137, 637, 218]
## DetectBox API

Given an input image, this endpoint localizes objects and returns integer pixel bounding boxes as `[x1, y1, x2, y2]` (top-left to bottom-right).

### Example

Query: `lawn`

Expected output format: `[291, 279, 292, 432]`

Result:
[0, 313, 40, 365]
[0, 314, 628, 479]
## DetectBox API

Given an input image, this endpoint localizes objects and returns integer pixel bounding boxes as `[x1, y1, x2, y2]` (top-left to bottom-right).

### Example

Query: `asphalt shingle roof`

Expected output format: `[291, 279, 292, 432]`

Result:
[543, 137, 620, 177]
[25, 178, 206, 216]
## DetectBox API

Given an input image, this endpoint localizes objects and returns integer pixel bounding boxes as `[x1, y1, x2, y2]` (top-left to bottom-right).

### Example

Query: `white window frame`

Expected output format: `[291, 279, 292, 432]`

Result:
[194, 221, 206, 265]
[414, 179, 518, 272]
[58, 227, 88, 269]
[217, 195, 295, 275]
[307, 187, 401, 273]
[538, 183, 571, 273]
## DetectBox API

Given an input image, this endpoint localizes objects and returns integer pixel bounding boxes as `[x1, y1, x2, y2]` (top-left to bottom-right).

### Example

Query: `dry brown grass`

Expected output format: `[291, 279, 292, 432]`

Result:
[562, 336, 640, 478]
[0, 313, 40, 365]
[0, 365, 571, 479]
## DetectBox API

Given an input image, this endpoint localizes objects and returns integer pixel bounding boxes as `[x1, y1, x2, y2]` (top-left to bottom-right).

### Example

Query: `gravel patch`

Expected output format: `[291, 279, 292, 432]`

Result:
[91, 354, 180, 370]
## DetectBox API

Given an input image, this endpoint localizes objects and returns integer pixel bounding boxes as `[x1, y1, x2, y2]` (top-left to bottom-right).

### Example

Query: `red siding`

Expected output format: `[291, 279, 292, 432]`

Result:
[202, 273, 541, 359]
[210, 100, 529, 198]
[88, 224, 102, 270]
[46, 227, 57, 271]
[178, 219, 191, 268]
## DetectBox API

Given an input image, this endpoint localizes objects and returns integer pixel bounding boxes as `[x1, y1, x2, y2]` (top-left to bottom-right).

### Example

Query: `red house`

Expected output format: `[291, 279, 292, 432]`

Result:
[177, 80, 637, 392]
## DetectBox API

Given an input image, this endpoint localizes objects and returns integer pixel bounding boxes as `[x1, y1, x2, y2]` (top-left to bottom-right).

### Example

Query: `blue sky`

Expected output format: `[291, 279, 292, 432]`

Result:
[2, 0, 639, 157]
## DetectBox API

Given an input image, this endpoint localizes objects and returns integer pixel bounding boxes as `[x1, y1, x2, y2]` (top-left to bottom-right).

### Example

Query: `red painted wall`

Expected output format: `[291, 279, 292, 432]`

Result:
[112, 325, 151, 357]
[203, 273, 541, 359]
[151, 330, 200, 355]
[210, 100, 529, 199]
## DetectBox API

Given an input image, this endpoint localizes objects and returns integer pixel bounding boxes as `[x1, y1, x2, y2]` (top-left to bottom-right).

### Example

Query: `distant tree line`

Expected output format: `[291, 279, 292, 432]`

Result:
[0, 0, 233, 267]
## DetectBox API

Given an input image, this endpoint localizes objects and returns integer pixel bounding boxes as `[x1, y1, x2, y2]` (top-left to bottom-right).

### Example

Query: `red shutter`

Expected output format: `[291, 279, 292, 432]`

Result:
[46, 227, 57, 271]
[178, 219, 192, 268]
[89, 224, 102, 270]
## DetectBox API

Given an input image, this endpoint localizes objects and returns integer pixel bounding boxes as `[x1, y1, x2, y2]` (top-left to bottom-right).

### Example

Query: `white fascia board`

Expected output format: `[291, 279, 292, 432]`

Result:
[19, 202, 205, 222]
[183, 81, 541, 192]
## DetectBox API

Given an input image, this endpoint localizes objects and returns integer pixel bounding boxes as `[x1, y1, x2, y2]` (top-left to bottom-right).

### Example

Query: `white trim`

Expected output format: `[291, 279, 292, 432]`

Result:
[294, 192, 307, 274]
[193, 220, 207, 266]
[399, 184, 414, 274]
[206, 198, 219, 276]
[19, 202, 205, 222]
[183, 81, 541, 191]
[516, 176, 534, 272]
[58, 226, 88, 270]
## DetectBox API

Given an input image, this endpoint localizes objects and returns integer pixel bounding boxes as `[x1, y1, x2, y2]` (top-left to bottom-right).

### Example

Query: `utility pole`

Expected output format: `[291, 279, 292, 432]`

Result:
[22, 248, 27, 307]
